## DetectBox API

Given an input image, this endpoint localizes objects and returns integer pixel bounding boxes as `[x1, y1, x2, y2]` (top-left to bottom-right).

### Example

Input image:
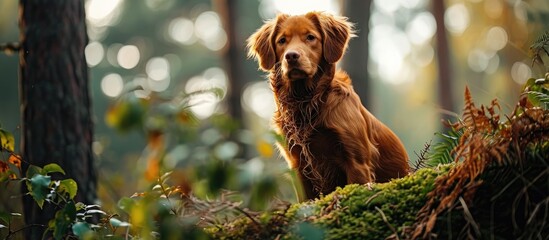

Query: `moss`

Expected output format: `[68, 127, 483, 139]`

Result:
[211, 146, 548, 240]
[211, 165, 452, 240]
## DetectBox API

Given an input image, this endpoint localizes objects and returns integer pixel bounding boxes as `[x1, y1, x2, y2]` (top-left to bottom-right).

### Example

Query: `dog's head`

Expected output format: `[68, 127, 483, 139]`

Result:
[247, 12, 354, 81]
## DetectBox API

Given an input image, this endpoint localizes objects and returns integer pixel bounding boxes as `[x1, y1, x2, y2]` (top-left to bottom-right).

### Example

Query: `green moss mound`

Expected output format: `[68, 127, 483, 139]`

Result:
[210, 165, 452, 239]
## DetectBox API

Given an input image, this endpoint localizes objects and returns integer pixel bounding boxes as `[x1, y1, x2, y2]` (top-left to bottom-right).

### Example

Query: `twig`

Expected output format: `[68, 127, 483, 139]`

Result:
[458, 197, 480, 237]
[232, 204, 261, 228]
[6, 223, 45, 239]
[375, 207, 399, 240]
[412, 140, 432, 172]
[0, 42, 20, 55]
[364, 191, 382, 206]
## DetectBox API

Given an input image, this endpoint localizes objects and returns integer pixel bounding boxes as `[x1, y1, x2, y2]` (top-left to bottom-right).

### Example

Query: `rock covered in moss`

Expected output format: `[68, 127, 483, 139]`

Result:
[211, 165, 452, 239]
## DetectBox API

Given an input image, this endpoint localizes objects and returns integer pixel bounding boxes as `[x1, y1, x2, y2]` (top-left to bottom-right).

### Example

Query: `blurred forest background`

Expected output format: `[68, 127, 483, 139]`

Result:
[1, 0, 548, 215]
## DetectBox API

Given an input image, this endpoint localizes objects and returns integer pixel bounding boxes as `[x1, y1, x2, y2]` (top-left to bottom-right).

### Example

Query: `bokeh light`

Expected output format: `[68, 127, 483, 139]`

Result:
[117, 45, 140, 69]
[445, 3, 470, 35]
[184, 68, 228, 119]
[242, 81, 275, 120]
[168, 17, 196, 45]
[511, 62, 532, 84]
[195, 11, 227, 51]
[468, 49, 490, 73]
[101, 73, 124, 97]
[406, 12, 436, 45]
[370, 24, 411, 84]
[485, 26, 508, 51]
[86, 0, 123, 27]
[266, 0, 340, 16]
[85, 41, 104, 67]
[185, 67, 228, 95]
[146, 57, 170, 81]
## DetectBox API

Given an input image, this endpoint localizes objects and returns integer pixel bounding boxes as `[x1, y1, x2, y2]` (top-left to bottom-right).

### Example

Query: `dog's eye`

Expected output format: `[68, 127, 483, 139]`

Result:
[277, 37, 286, 44]
[306, 34, 316, 41]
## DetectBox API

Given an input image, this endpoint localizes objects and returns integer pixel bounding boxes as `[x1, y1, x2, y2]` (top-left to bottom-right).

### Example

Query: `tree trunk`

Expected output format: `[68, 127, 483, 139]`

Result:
[214, 0, 249, 157]
[342, 0, 372, 109]
[432, 0, 455, 119]
[215, 1, 245, 122]
[19, 0, 96, 238]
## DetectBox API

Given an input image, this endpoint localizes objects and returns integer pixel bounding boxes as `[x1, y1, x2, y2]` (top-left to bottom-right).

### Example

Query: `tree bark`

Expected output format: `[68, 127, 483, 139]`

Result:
[19, 0, 96, 238]
[342, 0, 372, 109]
[432, 0, 455, 118]
[214, 0, 249, 157]
[215, 1, 245, 122]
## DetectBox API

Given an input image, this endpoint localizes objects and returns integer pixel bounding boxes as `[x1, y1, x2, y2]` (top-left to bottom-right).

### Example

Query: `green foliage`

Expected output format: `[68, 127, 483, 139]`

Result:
[0, 129, 14, 152]
[524, 77, 549, 109]
[531, 31, 549, 69]
[426, 126, 464, 166]
[27, 174, 51, 208]
[50, 201, 76, 240]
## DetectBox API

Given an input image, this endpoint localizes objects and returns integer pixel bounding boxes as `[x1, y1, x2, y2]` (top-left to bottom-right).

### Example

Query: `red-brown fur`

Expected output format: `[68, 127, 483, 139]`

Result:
[247, 12, 409, 200]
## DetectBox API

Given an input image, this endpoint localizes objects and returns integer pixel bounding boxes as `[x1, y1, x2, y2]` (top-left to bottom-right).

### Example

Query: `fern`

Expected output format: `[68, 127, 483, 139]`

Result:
[411, 141, 431, 172]
[531, 31, 549, 68]
[527, 91, 549, 109]
[426, 126, 463, 167]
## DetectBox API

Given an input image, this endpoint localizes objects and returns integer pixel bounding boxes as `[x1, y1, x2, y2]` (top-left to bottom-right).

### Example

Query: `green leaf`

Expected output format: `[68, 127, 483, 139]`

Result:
[42, 163, 66, 175]
[50, 201, 76, 240]
[109, 217, 131, 227]
[72, 222, 92, 238]
[58, 179, 78, 200]
[0, 212, 10, 225]
[28, 174, 52, 208]
[0, 129, 15, 152]
[26, 165, 42, 178]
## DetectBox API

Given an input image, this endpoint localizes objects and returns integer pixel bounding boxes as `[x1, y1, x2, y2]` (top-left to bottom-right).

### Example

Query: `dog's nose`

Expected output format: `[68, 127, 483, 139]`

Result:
[285, 51, 300, 63]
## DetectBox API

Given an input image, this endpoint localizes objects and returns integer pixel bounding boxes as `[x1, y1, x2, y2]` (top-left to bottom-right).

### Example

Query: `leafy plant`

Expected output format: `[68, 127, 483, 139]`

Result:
[0, 128, 127, 240]
[531, 31, 549, 71]
[411, 84, 549, 239]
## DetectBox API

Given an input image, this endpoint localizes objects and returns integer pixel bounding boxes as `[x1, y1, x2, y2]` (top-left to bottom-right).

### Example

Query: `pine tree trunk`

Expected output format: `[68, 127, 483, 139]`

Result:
[342, 0, 372, 108]
[19, 0, 96, 238]
[215, 0, 249, 157]
[432, 0, 455, 117]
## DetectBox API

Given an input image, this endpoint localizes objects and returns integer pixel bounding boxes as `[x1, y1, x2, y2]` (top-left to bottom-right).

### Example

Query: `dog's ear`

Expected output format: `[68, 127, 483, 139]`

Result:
[307, 12, 355, 64]
[247, 15, 287, 71]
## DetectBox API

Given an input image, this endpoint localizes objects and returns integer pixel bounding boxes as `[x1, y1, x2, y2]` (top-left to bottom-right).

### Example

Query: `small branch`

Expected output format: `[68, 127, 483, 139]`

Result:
[458, 197, 480, 237]
[0, 42, 21, 55]
[6, 223, 46, 239]
[412, 140, 432, 172]
[232, 204, 261, 228]
[375, 206, 399, 240]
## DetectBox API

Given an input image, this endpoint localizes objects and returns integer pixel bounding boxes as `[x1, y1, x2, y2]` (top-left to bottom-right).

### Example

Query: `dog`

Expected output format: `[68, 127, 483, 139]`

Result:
[247, 12, 409, 200]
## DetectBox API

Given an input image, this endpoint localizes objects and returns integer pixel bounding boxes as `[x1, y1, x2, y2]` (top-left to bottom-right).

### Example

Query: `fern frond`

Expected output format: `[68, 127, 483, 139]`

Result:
[530, 31, 549, 68]
[527, 91, 549, 108]
[411, 141, 431, 172]
[426, 127, 463, 167]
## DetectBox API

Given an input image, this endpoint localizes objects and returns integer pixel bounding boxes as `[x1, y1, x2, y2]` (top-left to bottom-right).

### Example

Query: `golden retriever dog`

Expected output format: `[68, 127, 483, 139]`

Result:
[247, 12, 409, 200]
